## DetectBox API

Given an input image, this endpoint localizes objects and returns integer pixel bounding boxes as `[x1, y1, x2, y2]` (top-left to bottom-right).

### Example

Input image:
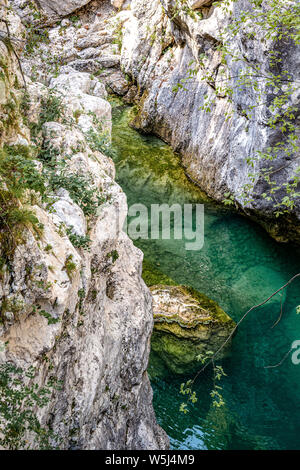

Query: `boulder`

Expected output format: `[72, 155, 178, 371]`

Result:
[37, 0, 91, 17]
[189, 0, 213, 9]
[111, 0, 126, 8]
[52, 188, 87, 237]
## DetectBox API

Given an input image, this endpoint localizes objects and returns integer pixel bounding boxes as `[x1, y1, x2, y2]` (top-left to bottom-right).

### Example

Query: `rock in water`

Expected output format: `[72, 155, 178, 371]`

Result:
[150, 285, 236, 374]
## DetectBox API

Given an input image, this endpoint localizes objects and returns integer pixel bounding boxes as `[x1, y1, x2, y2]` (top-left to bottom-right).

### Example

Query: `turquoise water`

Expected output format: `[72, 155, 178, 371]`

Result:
[111, 103, 300, 450]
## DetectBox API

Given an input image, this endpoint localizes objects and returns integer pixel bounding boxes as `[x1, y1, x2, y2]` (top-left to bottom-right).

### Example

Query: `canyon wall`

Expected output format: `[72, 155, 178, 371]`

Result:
[13, 0, 300, 246]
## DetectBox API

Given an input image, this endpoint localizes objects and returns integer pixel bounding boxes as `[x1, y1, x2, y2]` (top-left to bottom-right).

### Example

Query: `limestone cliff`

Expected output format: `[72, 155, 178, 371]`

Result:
[1, 0, 298, 450]
[0, 0, 168, 449]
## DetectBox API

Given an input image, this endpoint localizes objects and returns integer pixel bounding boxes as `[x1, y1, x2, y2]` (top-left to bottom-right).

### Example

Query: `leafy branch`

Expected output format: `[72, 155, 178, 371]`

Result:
[179, 273, 300, 413]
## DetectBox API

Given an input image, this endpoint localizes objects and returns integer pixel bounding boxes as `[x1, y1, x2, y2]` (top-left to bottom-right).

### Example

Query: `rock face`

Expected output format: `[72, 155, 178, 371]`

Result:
[119, 0, 300, 242]
[0, 2, 27, 144]
[0, 0, 168, 450]
[151, 285, 236, 374]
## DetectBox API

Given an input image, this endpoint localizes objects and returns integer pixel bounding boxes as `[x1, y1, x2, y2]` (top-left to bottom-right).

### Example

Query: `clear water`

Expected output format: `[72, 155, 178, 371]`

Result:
[111, 102, 300, 450]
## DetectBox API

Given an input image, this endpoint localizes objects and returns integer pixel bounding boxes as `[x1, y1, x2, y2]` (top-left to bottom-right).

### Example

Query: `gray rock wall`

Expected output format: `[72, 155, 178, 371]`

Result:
[36, 0, 92, 17]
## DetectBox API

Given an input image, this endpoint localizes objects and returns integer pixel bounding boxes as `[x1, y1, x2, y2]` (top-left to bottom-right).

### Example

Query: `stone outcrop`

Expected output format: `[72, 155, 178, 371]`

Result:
[0, 0, 168, 450]
[151, 285, 236, 374]
[0, 2, 27, 144]
[36, 0, 127, 17]
[119, 0, 300, 243]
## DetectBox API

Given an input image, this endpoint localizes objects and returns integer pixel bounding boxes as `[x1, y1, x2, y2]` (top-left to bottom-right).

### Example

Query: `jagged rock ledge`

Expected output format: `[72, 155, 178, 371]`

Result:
[150, 284, 236, 374]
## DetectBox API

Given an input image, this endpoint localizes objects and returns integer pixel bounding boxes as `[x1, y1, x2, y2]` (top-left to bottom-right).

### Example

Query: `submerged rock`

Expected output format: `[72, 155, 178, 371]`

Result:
[231, 266, 287, 312]
[150, 285, 236, 374]
[0, 2, 169, 449]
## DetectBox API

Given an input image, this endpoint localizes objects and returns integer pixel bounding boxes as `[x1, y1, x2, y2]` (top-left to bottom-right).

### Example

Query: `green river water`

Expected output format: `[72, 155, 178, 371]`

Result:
[111, 102, 300, 450]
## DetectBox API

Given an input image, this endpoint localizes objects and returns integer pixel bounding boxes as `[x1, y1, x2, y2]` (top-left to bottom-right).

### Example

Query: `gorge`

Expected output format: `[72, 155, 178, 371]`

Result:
[0, 0, 299, 451]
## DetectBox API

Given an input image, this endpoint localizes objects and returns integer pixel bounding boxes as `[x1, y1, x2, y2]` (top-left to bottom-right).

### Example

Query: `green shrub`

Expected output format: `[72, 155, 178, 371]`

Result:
[30, 91, 65, 140]
[107, 250, 119, 263]
[0, 363, 61, 449]
[63, 254, 77, 279]
[49, 169, 102, 217]
[85, 128, 115, 159]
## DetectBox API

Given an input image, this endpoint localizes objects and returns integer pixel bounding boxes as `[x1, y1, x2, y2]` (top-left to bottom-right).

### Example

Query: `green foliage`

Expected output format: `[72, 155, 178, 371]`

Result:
[179, 352, 226, 413]
[1, 93, 22, 135]
[25, 27, 49, 56]
[0, 296, 25, 319]
[169, 0, 200, 21]
[30, 91, 65, 139]
[40, 92, 64, 125]
[48, 167, 103, 217]
[78, 288, 85, 299]
[85, 127, 115, 159]
[112, 21, 123, 52]
[66, 227, 91, 250]
[210, 365, 227, 408]
[31, 142, 103, 218]
[107, 249, 119, 263]
[0, 363, 61, 449]
[217, 0, 300, 213]
[172, 59, 199, 93]
[69, 15, 80, 25]
[25, 94, 106, 218]
[20, 91, 31, 115]
[32, 305, 60, 325]
[175, 0, 300, 216]
[0, 145, 46, 197]
[223, 192, 235, 206]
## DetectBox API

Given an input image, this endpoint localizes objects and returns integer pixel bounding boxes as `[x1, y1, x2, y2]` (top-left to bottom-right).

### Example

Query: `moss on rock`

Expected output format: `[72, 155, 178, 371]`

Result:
[150, 284, 236, 374]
